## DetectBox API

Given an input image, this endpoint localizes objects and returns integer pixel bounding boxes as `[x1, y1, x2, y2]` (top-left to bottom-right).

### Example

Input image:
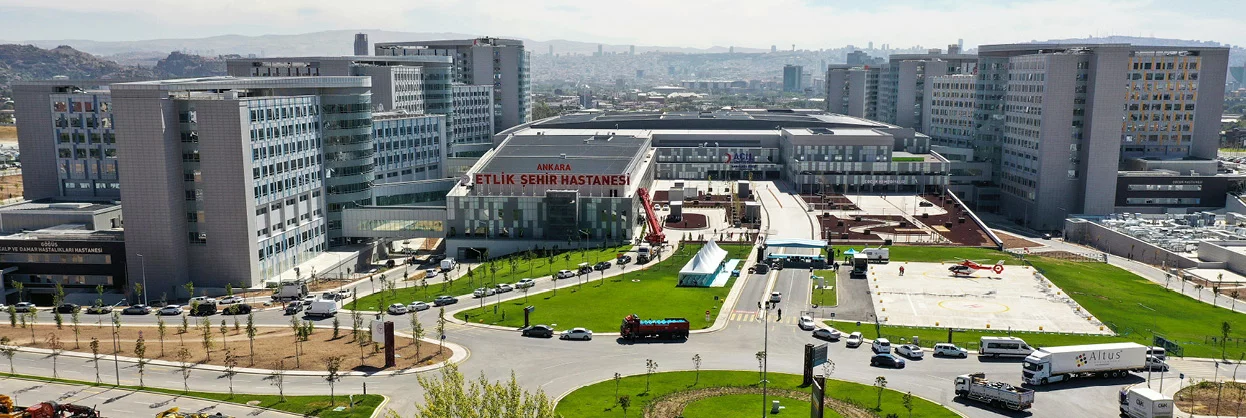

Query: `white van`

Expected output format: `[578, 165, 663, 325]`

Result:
[1146, 346, 1167, 361]
[872, 338, 892, 354]
[305, 300, 339, 318]
[979, 336, 1034, 357]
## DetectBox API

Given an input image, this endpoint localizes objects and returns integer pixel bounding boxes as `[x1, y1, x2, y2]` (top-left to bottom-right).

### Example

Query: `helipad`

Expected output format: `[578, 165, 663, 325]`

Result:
[866, 261, 1112, 334]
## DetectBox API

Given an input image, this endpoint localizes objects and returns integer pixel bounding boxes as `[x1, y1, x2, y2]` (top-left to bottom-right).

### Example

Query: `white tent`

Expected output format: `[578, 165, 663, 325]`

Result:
[678, 240, 729, 286]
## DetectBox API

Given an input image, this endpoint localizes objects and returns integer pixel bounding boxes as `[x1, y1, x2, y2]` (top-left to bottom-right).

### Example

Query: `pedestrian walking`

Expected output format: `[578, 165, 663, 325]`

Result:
[899, 266, 905, 276]
[777, 308, 782, 321]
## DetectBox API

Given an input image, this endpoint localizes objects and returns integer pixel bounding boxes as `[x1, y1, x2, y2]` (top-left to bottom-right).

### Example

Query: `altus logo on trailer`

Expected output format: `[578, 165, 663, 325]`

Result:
[1075, 350, 1123, 367]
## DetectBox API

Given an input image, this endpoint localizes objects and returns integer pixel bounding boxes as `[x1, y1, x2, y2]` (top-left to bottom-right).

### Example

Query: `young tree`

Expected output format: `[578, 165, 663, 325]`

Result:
[414, 363, 555, 417]
[755, 351, 767, 380]
[156, 316, 167, 357]
[1223, 321, 1233, 360]
[95, 284, 104, 309]
[133, 333, 147, 387]
[26, 311, 37, 344]
[223, 349, 238, 397]
[233, 317, 240, 334]
[132, 282, 143, 309]
[245, 313, 257, 366]
[436, 306, 447, 355]
[874, 376, 888, 410]
[182, 282, 195, 303]
[88, 337, 100, 383]
[614, 372, 622, 400]
[219, 319, 228, 350]
[200, 317, 214, 361]
[0, 337, 16, 374]
[902, 391, 914, 418]
[6, 305, 14, 328]
[644, 359, 659, 394]
[692, 354, 703, 386]
[1232, 290, 1241, 311]
[351, 308, 362, 342]
[225, 283, 234, 297]
[71, 309, 82, 349]
[268, 359, 287, 401]
[290, 316, 303, 367]
[332, 315, 341, 340]
[47, 333, 63, 378]
[10, 280, 23, 303]
[53, 283, 65, 329]
[324, 355, 344, 406]
[618, 395, 631, 418]
[412, 313, 425, 364]
[176, 347, 192, 393]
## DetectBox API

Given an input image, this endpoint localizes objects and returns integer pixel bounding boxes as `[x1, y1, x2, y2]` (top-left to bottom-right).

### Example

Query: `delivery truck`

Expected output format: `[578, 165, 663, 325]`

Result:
[953, 372, 1034, 411]
[1119, 386, 1174, 418]
[1022, 342, 1147, 385]
[849, 253, 869, 278]
[271, 280, 308, 301]
[620, 314, 690, 340]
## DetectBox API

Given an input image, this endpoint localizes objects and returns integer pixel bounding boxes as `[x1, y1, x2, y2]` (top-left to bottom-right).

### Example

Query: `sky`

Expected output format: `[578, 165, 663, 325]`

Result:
[0, 0, 1241, 49]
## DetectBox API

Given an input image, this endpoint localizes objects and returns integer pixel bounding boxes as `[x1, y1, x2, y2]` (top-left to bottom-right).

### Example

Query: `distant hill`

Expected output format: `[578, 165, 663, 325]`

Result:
[0, 45, 230, 94]
[152, 51, 229, 79]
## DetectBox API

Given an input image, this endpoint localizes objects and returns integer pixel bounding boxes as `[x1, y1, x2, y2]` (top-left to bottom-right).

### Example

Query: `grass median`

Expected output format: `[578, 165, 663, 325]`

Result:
[555, 370, 958, 417]
[811, 269, 837, 307]
[346, 245, 630, 311]
[0, 372, 383, 418]
[452, 243, 749, 332]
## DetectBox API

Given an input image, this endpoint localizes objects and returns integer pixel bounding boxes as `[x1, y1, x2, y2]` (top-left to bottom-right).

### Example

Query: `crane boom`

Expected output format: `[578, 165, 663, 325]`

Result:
[637, 188, 665, 245]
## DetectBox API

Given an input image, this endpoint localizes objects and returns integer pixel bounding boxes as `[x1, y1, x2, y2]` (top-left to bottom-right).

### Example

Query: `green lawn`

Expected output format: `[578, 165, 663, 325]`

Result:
[682, 394, 830, 418]
[811, 270, 837, 307]
[826, 319, 1126, 350]
[1031, 257, 1246, 359]
[555, 370, 958, 417]
[827, 245, 1017, 265]
[346, 245, 631, 311]
[891, 157, 925, 162]
[452, 244, 750, 332]
[0, 372, 382, 418]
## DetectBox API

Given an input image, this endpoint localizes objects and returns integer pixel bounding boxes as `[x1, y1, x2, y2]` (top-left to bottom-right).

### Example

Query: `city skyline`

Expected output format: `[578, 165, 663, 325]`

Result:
[0, 0, 1243, 51]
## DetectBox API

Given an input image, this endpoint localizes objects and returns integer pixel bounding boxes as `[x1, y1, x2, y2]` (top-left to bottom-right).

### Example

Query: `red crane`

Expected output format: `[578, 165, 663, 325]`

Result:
[637, 187, 665, 245]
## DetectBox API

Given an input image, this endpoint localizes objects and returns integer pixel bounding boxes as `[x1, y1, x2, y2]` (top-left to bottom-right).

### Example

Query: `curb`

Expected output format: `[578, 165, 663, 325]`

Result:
[369, 395, 391, 418]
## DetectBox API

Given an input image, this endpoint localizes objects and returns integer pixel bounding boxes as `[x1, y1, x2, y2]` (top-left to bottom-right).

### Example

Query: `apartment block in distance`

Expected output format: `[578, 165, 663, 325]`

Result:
[375, 38, 531, 134]
[825, 65, 880, 119]
[875, 50, 977, 131]
[783, 65, 803, 92]
[973, 43, 1228, 230]
[111, 77, 372, 290]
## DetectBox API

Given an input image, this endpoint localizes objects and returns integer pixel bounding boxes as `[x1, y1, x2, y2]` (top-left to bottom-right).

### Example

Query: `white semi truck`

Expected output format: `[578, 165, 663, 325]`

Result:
[954, 373, 1034, 411]
[1023, 342, 1147, 385]
[1119, 386, 1174, 418]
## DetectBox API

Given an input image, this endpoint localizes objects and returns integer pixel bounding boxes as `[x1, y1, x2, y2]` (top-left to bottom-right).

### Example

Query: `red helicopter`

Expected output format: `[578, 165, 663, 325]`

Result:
[947, 259, 1006, 276]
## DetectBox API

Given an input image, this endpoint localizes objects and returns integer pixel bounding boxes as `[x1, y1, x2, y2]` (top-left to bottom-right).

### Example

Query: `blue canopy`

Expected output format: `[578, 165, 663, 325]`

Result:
[843, 248, 858, 255]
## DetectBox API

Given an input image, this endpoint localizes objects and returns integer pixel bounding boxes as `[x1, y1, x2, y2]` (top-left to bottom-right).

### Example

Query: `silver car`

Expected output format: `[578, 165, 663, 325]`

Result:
[560, 328, 593, 341]
[408, 301, 430, 312]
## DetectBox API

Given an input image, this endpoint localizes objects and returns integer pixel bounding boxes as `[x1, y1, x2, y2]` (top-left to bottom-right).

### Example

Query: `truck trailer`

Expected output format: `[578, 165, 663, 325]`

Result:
[1119, 386, 1174, 418]
[862, 247, 890, 263]
[620, 314, 690, 340]
[1023, 342, 1147, 385]
[953, 373, 1034, 411]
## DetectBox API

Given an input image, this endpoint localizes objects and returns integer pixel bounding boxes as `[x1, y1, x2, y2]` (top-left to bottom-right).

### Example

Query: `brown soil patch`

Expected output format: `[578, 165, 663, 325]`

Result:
[801, 193, 861, 211]
[0, 322, 449, 371]
[0, 126, 15, 142]
[645, 386, 872, 418]
[665, 213, 708, 229]
[0, 175, 21, 200]
[998, 232, 1041, 249]
[1176, 381, 1246, 416]
[918, 194, 992, 246]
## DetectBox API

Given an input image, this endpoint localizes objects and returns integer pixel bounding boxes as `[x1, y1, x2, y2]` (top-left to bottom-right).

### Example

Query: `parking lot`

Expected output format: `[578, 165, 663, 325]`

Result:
[868, 261, 1112, 334]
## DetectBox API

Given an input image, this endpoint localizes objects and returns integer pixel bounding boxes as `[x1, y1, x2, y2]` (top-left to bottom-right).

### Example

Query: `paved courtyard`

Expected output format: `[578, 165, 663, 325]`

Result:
[869, 261, 1112, 334]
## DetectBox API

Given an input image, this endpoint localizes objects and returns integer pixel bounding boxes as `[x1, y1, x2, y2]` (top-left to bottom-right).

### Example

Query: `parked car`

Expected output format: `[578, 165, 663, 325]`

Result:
[218, 296, 244, 305]
[87, 304, 113, 315]
[872, 338, 892, 354]
[284, 301, 304, 315]
[387, 303, 409, 315]
[769, 292, 782, 303]
[555, 270, 575, 279]
[13, 302, 36, 313]
[812, 328, 842, 341]
[425, 269, 439, 279]
[55, 303, 80, 314]
[797, 315, 815, 330]
[433, 296, 458, 306]
[845, 332, 864, 348]
[560, 328, 593, 341]
[190, 296, 215, 305]
[521, 325, 554, 338]
[122, 304, 152, 315]
[473, 287, 497, 298]
[408, 301, 430, 312]
[895, 344, 924, 359]
[515, 279, 536, 289]
[157, 305, 183, 316]
[617, 255, 632, 264]
[933, 343, 969, 358]
[222, 304, 252, 315]
[302, 295, 316, 305]
[495, 283, 514, 293]
[190, 302, 218, 316]
[870, 353, 906, 369]
[594, 261, 612, 271]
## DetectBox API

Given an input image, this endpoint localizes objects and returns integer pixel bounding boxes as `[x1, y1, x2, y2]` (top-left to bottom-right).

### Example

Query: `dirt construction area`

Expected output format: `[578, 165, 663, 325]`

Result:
[869, 261, 1112, 334]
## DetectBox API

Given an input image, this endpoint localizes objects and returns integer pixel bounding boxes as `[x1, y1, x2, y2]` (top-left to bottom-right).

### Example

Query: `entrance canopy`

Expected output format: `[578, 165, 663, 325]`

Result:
[764, 237, 828, 248]
[678, 240, 729, 287]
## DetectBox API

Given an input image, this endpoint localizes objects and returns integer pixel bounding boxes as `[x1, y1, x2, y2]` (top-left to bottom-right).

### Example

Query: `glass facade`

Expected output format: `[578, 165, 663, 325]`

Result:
[50, 93, 119, 198]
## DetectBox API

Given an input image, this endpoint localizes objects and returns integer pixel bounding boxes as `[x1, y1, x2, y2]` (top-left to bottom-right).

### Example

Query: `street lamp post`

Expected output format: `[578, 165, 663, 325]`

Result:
[761, 296, 770, 418]
[137, 253, 148, 306]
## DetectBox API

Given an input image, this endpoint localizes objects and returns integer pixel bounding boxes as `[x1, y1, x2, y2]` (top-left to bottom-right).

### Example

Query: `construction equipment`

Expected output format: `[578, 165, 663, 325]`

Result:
[0, 396, 101, 418]
[155, 407, 232, 418]
[637, 188, 665, 245]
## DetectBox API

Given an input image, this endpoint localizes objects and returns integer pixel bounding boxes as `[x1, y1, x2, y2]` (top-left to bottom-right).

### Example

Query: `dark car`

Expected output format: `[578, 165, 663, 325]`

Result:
[593, 261, 612, 271]
[521, 325, 554, 338]
[616, 255, 632, 264]
[284, 301, 303, 315]
[870, 353, 906, 369]
[85, 305, 111, 315]
[433, 296, 458, 306]
[190, 302, 218, 316]
[121, 304, 152, 315]
[54, 303, 80, 314]
[222, 304, 252, 315]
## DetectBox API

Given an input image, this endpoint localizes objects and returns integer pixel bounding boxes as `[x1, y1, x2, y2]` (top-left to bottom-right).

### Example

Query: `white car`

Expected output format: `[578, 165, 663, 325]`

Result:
[871, 338, 892, 354]
[408, 301, 430, 312]
[425, 269, 439, 278]
[933, 343, 968, 358]
[473, 287, 497, 298]
[218, 296, 244, 305]
[495, 283, 514, 293]
[845, 332, 864, 348]
[895, 343, 924, 359]
[555, 270, 575, 279]
[158, 305, 183, 316]
[812, 328, 842, 341]
[387, 303, 409, 315]
[560, 328, 593, 341]
[515, 279, 536, 289]
[190, 296, 215, 305]
[769, 292, 782, 303]
[797, 315, 815, 330]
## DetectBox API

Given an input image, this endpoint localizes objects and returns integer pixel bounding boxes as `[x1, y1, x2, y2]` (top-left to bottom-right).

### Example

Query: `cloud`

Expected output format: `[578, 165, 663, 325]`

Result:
[0, 0, 1240, 48]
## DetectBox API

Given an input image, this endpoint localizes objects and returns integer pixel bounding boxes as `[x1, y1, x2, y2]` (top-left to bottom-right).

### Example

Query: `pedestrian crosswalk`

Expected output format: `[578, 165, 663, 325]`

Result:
[726, 310, 802, 324]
